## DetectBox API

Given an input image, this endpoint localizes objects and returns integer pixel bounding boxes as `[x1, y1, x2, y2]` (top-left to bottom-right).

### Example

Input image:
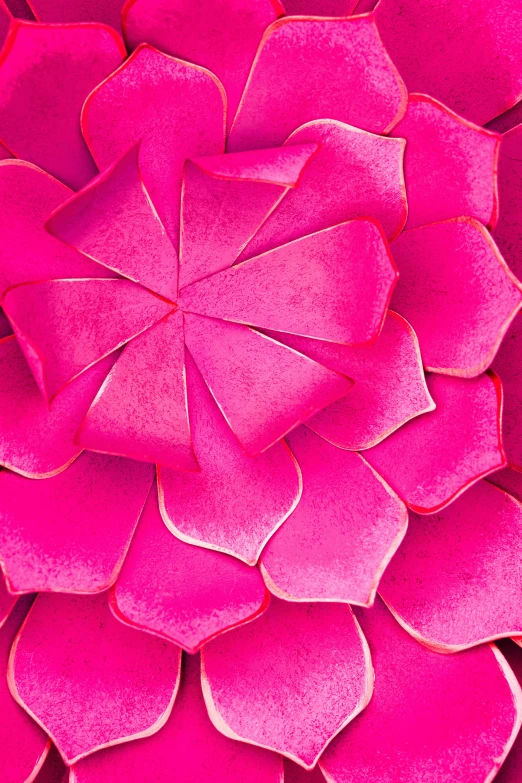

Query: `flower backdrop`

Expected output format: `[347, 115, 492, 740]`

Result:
[1, 0, 522, 781]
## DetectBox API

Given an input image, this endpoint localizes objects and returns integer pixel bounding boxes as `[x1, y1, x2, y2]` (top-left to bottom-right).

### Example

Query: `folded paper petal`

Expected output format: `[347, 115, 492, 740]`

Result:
[0, 21, 125, 189]
[364, 372, 505, 513]
[0, 451, 153, 593]
[390, 218, 522, 377]
[0, 572, 15, 629]
[76, 311, 197, 470]
[182, 219, 396, 345]
[391, 94, 500, 229]
[493, 124, 522, 281]
[70, 653, 283, 783]
[29, 0, 123, 32]
[272, 311, 434, 450]
[111, 486, 269, 651]
[491, 313, 522, 470]
[47, 144, 179, 300]
[374, 0, 522, 126]
[158, 350, 301, 563]
[201, 596, 372, 768]
[320, 597, 522, 783]
[0, 336, 116, 477]
[9, 591, 182, 764]
[260, 426, 407, 605]
[4, 278, 174, 401]
[82, 44, 225, 246]
[184, 313, 352, 456]
[228, 15, 406, 151]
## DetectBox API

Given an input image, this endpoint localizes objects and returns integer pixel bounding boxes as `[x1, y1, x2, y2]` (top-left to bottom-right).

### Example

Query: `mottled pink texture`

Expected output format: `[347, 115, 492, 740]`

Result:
[29, 0, 123, 32]
[201, 597, 372, 768]
[320, 598, 522, 783]
[184, 313, 352, 455]
[493, 123, 522, 281]
[70, 654, 283, 783]
[272, 311, 434, 450]
[111, 487, 269, 651]
[364, 372, 505, 512]
[191, 144, 317, 185]
[228, 16, 406, 151]
[260, 426, 407, 605]
[0, 21, 125, 189]
[491, 313, 522, 470]
[390, 218, 522, 377]
[0, 451, 153, 593]
[158, 351, 301, 563]
[391, 93, 500, 230]
[9, 591, 182, 764]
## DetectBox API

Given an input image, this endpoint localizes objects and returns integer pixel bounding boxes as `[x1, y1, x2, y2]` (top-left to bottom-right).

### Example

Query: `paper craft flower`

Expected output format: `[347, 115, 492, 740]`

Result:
[1, 0, 522, 782]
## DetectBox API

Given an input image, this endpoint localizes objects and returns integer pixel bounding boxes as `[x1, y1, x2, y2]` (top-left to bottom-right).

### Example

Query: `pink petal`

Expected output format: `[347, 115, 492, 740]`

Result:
[283, 759, 326, 783]
[29, 0, 123, 33]
[491, 313, 522, 470]
[390, 218, 522, 377]
[0, 451, 153, 593]
[47, 144, 179, 300]
[3, 279, 174, 401]
[0, 2, 11, 50]
[111, 486, 269, 652]
[391, 93, 500, 230]
[191, 144, 318, 185]
[282, 0, 356, 13]
[0, 21, 125, 190]
[184, 313, 352, 456]
[260, 426, 407, 605]
[76, 311, 197, 469]
[0, 597, 50, 783]
[0, 309, 11, 338]
[0, 336, 116, 477]
[33, 744, 68, 783]
[158, 350, 301, 564]
[271, 311, 434, 450]
[492, 640, 522, 783]
[70, 653, 283, 783]
[487, 465, 522, 502]
[363, 372, 505, 513]
[123, 0, 280, 129]
[82, 44, 225, 246]
[320, 597, 522, 783]
[182, 219, 397, 344]
[487, 102, 522, 134]
[379, 479, 522, 651]
[492, 124, 522, 281]
[374, 0, 522, 126]
[0, 160, 117, 297]
[227, 15, 406, 151]
[9, 591, 182, 764]
[0, 571, 16, 629]
[202, 597, 372, 768]
[352, 0, 377, 10]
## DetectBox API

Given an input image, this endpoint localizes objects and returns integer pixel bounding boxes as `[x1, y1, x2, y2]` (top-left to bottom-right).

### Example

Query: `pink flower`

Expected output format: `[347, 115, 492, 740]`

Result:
[1, 0, 522, 781]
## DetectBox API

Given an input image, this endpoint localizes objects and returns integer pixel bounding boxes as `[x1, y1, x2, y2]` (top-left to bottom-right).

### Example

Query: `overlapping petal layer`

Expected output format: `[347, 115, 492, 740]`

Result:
[492, 313, 522, 469]
[0, 574, 15, 629]
[493, 123, 522, 281]
[29, 0, 123, 32]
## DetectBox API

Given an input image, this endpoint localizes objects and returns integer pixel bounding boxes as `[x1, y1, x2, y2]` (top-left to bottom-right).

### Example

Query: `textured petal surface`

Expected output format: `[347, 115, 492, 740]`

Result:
[374, 0, 522, 125]
[260, 427, 407, 605]
[272, 311, 434, 450]
[320, 597, 522, 783]
[29, 0, 123, 32]
[492, 313, 522, 470]
[77, 312, 197, 470]
[390, 218, 522, 377]
[47, 144, 179, 300]
[70, 653, 283, 783]
[380, 479, 522, 650]
[201, 597, 372, 768]
[82, 44, 225, 246]
[111, 487, 268, 651]
[182, 219, 396, 344]
[9, 591, 181, 764]
[493, 123, 522, 281]
[4, 279, 173, 401]
[391, 94, 500, 229]
[184, 313, 352, 455]
[0, 21, 125, 189]
[0, 451, 153, 593]
[364, 372, 505, 513]
[282, 0, 356, 12]
[228, 15, 406, 151]
[191, 144, 317, 185]
[158, 351, 301, 563]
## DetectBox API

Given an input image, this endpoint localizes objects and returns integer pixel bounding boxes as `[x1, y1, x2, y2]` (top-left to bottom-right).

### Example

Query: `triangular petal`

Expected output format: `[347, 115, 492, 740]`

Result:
[9, 591, 182, 764]
[47, 144, 179, 300]
[77, 311, 197, 469]
[320, 597, 522, 783]
[29, 0, 123, 33]
[390, 218, 522, 377]
[260, 426, 407, 605]
[201, 597, 372, 769]
[364, 372, 505, 513]
[0, 451, 153, 593]
[492, 123, 522, 280]
[191, 144, 318, 186]
[183, 313, 352, 456]
[492, 313, 522, 470]
[158, 350, 301, 564]
[0, 21, 125, 189]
